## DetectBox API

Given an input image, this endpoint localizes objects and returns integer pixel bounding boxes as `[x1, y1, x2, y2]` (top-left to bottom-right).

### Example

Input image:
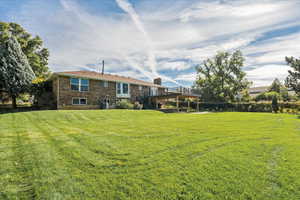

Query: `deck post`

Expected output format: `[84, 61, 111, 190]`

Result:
[187, 100, 190, 112]
[197, 100, 199, 112]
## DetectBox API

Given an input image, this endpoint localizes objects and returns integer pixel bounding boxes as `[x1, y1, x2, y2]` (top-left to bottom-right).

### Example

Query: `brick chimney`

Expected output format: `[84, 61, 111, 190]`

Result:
[154, 78, 162, 85]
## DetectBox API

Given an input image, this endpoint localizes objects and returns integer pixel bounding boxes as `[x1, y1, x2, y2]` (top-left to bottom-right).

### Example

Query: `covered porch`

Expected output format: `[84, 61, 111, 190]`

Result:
[150, 92, 201, 112]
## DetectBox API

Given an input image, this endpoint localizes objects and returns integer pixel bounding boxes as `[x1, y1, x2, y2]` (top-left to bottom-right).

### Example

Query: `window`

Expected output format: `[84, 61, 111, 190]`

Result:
[72, 98, 79, 105]
[123, 83, 129, 94]
[71, 78, 79, 91]
[103, 81, 108, 88]
[139, 85, 142, 91]
[80, 79, 89, 91]
[117, 83, 122, 94]
[70, 78, 89, 92]
[72, 98, 87, 105]
[116, 82, 130, 97]
[150, 87, 158, 96]
[80, 98, 87, 105]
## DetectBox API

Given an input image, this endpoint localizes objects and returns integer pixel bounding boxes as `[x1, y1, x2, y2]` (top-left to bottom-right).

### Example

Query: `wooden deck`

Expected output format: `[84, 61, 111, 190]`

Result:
[150, 92, 200, 111]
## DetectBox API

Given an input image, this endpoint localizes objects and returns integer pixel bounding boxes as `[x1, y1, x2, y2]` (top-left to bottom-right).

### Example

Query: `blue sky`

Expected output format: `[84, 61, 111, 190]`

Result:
[1, 0, 300, 87]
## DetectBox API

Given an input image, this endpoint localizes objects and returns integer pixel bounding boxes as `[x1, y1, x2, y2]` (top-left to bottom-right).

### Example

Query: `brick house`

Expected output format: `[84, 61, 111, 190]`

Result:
[50, 71, 167, 109]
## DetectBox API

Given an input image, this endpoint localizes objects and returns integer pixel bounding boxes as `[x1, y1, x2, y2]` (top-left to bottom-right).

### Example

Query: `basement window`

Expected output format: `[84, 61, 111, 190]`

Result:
[72, 98, 87, 105]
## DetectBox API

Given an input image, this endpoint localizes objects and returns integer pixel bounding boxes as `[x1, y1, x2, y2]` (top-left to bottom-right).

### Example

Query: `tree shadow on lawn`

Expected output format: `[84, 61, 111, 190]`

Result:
[0, 106, 53, 114]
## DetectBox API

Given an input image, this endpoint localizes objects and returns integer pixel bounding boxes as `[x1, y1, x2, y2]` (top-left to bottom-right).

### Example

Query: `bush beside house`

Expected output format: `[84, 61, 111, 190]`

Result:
[115, 100, 134, 109]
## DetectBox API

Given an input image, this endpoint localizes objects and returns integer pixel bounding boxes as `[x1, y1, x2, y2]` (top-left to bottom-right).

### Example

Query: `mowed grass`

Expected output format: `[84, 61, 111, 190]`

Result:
[0, 110, 300, 200]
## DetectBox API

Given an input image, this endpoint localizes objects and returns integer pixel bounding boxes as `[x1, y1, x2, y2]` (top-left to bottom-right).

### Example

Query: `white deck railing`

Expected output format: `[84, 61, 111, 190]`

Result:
[168, 87, 193, 95]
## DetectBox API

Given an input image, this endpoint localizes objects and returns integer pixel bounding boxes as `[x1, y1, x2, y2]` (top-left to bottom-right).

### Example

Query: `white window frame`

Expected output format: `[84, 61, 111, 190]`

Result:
[70, 78, 89, 92]
[139, 85, 143, 91]
[72, 97, 88, 105]
[116, 82, 130, 98]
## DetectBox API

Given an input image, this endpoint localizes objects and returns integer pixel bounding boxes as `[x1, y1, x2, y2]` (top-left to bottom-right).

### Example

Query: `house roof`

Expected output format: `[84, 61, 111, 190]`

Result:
[53, 71, 166, 88]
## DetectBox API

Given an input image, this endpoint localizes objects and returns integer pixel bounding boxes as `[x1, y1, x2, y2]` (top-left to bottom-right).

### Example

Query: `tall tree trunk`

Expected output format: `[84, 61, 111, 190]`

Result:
[12, 95, 17, 109]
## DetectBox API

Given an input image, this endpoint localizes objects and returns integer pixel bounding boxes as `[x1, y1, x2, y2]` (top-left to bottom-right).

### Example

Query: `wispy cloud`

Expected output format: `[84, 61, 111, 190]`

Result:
[115, 0, 157, 75]
[179, 1, 287, 22]
[175, 73, 197, 82]
[115, 0, 181, 85]
[246, 65, 290, 86]
[8, 0, 300, 87]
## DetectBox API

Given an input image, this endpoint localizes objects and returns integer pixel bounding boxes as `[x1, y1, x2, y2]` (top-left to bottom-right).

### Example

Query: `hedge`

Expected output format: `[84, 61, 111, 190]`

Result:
[163, 101, 300, 113]
[196, 102, 300, 113]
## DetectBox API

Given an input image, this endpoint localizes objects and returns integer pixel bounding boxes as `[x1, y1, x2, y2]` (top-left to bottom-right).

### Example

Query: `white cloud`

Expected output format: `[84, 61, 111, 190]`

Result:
[244, 32, 300, 65]
[246, 65, 290, 86]
[111, 70, 148, 80]
[159, 61, 191, 71]
[179, 1, 286, 22]
[175, 73, 197, 82]
[12, 0, 300, 87]
[115, 0, 158, 75]
[17, 0, 156, 80]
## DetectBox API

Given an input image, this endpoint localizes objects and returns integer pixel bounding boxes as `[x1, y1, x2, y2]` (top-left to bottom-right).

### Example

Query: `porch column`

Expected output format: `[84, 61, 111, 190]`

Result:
[187, 100, 190, 112]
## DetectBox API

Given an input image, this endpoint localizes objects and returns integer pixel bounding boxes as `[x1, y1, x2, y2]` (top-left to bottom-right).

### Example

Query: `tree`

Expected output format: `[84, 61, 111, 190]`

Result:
[0, 22, 50, 78]
[254, 91, 281, 102]
[279, 86, 290, 102]
[285, 56, 300, 96]
[268, 78, 291, 102]
[269, 78, 281, 93]
[272, 95, 279, 113]
[194, 50, 251, 102]
[0, 36, 36, 108]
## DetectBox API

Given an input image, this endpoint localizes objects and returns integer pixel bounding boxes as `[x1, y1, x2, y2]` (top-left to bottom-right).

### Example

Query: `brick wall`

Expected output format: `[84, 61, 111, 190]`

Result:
[54, 75, 167, 109]
[52, 78, 58, 107]
[130, 85, 151, 102]
[55, 76, 116, 109]
[158, 88, 166, 96]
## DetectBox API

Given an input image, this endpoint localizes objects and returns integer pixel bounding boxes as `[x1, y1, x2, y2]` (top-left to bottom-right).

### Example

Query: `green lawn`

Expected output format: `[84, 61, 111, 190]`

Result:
[0, 110, 300, 200]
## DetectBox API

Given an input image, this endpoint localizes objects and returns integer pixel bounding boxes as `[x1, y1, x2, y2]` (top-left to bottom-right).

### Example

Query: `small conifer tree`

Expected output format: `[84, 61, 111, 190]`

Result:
[0, 36, 35, 108]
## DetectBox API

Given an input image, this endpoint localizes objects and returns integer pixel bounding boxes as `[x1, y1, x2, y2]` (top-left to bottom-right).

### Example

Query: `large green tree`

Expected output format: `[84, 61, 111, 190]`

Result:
[0, 36, 36, 108]
[194, 50, 251, 102]
[267, 78, 291, 102]
[268, 78, 281, 93]
[0, 22, 50, 78]
[285, 56, 300, 96]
